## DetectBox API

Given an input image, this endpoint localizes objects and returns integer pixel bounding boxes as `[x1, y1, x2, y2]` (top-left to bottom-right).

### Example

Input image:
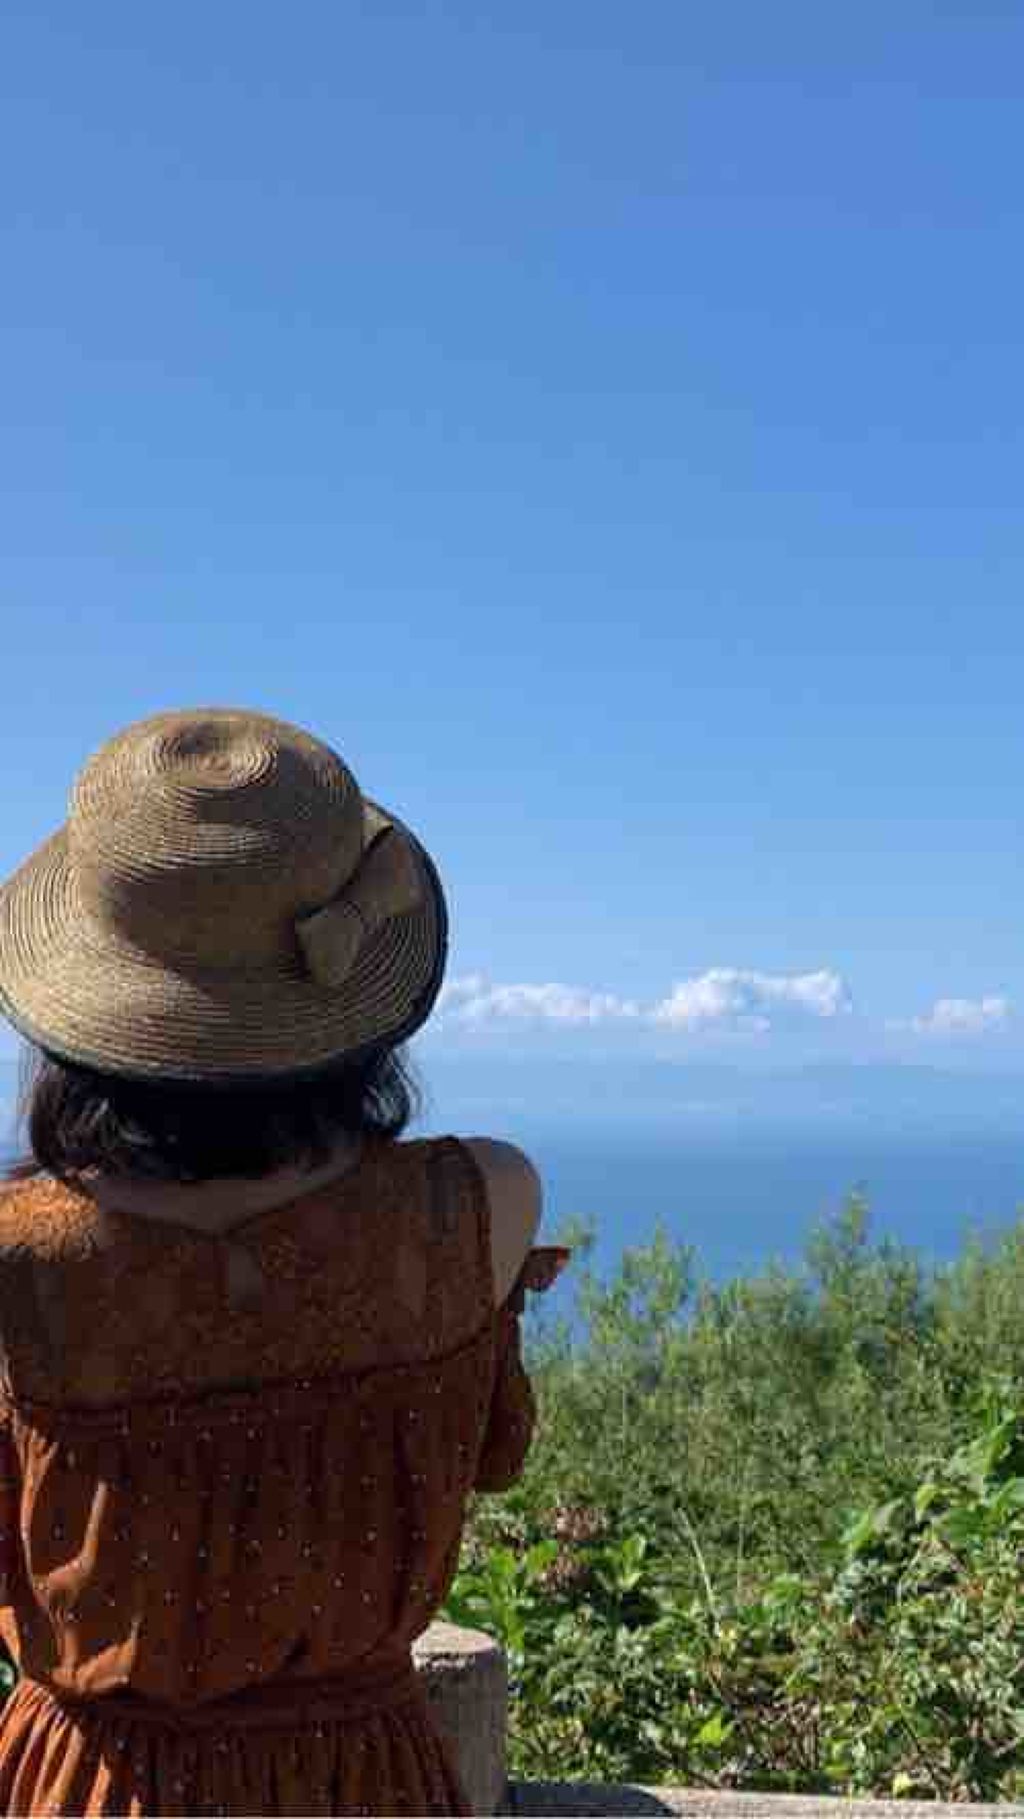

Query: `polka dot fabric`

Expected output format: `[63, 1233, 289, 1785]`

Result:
[0, 1139, 541, 1815]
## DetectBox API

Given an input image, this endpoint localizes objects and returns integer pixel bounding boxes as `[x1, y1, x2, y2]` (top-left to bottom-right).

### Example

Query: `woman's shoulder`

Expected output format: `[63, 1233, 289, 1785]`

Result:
[457, 1137, 541, 1307]
[389, 1135, 540, 1305]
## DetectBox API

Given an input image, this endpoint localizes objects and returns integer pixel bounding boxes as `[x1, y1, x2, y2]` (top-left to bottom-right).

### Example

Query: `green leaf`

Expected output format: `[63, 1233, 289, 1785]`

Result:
[695, 1711, 734, 1746]
[486, 1546, 519, 1584]
[871, 1497, 904, 1536]
[913, 1480, 942, 1521]
[936, 1505, 985, 1547]
[841, 1510, 875, 1555]
[764, 1572, 804, 1607]
[523, 1540, 559, 1578]
[989, 1476, 1024, 1522]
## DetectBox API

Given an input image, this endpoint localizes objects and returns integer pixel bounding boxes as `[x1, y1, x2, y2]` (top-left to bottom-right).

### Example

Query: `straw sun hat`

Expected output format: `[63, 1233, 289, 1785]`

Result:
[0, 708, 448, 1082]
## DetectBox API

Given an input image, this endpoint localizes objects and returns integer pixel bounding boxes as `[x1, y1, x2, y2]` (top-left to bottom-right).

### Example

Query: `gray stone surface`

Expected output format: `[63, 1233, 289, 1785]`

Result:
[507, 1787, 1022, 1818]
[414, 1621, 508, 1815]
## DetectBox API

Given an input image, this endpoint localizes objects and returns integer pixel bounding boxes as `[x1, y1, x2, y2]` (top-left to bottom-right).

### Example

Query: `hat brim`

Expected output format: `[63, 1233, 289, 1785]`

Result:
[0, 802, 447, 1084]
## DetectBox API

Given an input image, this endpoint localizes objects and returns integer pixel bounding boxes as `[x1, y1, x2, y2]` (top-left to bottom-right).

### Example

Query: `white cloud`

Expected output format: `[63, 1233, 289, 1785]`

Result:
[897, 995, 1012, 1037]
[437, 975, 641, 1026]
[436, 967, 850, 1034]
[651, 967, 852, 1032]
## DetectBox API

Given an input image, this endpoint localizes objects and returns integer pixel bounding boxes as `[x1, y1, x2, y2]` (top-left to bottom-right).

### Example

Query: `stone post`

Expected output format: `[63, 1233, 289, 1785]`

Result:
[413, 1621, 508, 1815]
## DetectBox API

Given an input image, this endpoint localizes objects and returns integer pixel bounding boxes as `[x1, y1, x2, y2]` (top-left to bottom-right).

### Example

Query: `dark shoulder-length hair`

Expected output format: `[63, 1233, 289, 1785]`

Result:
[6, 1043, 421, 1185]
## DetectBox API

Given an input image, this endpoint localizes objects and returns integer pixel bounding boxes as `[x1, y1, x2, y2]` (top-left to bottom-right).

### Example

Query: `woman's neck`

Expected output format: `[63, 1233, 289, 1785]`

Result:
[78, 1135, 367, 1235]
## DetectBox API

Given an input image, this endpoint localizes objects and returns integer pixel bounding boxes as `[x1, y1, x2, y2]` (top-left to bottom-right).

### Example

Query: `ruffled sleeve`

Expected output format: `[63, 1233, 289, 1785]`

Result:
[474, 1247, 569, 1493]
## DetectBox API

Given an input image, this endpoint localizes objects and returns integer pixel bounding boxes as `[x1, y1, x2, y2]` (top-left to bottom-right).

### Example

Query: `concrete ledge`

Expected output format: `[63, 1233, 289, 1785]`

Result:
[506, 1787, 1023, 1817]
[414, 1620, 508, 1814]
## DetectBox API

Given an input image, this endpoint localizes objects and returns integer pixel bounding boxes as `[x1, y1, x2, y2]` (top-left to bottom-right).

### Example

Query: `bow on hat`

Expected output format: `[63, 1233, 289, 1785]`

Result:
[295, 814, 425, 989]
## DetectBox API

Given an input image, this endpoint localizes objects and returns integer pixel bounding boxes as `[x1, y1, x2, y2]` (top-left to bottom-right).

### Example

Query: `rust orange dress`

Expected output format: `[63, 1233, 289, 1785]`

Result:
[0, 1136, 539, 1816]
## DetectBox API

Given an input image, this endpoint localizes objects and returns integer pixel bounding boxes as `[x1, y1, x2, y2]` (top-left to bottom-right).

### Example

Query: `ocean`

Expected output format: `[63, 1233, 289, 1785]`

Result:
[511, 1121, 1024, 1287]
[409, 1056, 1024, 1288]
[406, 1056, 1024, 1288]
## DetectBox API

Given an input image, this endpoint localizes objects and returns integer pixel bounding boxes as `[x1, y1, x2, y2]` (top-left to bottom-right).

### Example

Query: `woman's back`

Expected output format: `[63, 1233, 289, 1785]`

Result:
[0, 1135, 540, 1815]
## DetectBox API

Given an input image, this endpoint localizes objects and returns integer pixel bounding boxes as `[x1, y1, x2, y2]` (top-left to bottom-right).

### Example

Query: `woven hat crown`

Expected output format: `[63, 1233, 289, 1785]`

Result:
[70, 710, 366, 971]
[0, 705, 445, 1078]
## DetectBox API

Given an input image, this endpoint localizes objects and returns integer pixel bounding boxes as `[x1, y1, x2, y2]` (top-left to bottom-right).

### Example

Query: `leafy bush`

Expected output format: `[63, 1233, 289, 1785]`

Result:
[446, 1200, 1024, 1798]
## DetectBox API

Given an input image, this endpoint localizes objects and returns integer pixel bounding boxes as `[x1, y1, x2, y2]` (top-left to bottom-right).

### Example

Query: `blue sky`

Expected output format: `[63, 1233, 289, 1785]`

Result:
[3, 2, 1024, 1081]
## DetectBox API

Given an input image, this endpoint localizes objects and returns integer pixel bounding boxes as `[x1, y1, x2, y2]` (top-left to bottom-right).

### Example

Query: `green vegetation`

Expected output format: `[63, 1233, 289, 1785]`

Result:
[445, 1198, 1024, 1800]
